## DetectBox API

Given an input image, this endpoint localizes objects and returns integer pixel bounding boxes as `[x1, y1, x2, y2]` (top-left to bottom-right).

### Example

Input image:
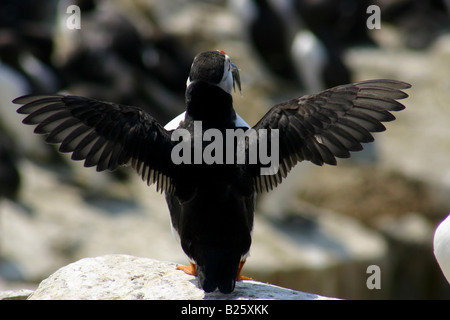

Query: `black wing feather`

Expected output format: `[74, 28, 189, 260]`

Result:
[14, 94, 176, 193]
[251, 79, 411, 192]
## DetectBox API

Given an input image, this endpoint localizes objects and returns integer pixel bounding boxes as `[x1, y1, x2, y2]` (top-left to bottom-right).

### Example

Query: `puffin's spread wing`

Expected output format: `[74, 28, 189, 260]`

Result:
[14, 94, 176, 193]
[251, 79, 411, 192]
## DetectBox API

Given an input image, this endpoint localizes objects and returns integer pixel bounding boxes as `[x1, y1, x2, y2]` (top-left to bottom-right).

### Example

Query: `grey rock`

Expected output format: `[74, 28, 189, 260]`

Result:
[0, 289, 34, 300]
[27, 254, 335, 300]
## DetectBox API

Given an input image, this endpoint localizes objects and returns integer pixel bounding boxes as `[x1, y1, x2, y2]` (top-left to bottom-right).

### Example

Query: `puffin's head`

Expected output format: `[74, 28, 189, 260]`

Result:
[186, 50, 241, 95]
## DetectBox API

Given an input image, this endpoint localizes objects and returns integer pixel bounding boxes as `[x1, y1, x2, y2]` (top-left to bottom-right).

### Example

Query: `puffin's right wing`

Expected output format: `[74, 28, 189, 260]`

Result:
[250, 79, 411, 192]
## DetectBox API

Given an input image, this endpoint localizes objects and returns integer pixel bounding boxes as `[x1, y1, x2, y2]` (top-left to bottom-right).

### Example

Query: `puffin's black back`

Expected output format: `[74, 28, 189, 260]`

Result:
[166, 144, 255, 293]
[166, 51, 256, 293]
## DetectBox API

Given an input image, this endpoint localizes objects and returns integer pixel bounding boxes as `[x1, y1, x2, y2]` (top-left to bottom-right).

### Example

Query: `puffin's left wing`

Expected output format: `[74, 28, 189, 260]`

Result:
[14, 94, 177, 193]
[250, 79, 411, 192]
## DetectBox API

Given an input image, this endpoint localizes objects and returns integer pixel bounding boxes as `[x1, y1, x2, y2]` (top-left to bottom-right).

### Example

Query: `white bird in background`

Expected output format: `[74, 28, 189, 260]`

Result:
[434, 214, 450, 284]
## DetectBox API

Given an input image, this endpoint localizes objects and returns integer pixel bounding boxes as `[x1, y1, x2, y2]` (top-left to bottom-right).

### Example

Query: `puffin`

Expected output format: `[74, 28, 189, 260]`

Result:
[13, 50, 410, 293]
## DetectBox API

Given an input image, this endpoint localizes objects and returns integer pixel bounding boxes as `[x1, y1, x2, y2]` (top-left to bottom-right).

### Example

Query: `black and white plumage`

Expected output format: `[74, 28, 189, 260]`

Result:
[434, 214, 450, 284]
[14, 50, 410, 293]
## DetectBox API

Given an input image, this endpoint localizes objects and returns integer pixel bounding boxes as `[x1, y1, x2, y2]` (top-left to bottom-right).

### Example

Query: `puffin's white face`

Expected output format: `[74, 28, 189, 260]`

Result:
[186, 50, 241, 95]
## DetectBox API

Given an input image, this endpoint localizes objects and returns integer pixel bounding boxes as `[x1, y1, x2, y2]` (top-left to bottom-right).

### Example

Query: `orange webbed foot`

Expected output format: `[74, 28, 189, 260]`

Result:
[236, 274, 253, 281]
[236, 260, 252, 281]
[177, 261, 252, 280]
[177, 262, 197, 276]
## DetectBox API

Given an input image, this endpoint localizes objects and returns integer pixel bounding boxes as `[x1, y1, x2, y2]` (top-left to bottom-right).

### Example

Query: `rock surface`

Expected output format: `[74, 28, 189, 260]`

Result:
[0, 288, 34, 300]
[26, 255, 334, 300]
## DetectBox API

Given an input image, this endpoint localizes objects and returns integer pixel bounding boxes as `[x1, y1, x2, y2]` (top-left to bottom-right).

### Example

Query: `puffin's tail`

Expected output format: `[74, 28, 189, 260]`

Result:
[196, 253, 239, 294]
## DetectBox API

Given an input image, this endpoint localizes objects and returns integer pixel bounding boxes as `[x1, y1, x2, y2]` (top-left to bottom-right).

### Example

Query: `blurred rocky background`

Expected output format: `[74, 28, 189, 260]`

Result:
[0, 0, 449, 299]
